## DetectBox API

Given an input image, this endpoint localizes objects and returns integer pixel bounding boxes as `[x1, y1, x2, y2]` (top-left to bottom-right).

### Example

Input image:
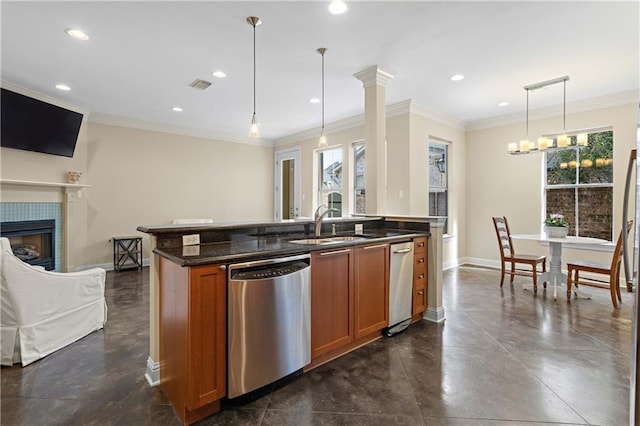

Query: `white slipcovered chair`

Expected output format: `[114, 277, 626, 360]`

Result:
[0, 237, 107, 366]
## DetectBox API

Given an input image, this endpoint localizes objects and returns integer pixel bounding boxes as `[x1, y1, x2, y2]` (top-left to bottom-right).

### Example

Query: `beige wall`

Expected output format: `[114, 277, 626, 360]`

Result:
[466, 103, 638, 268]
[1, 119, 274, 268]
[84, 123, 274, 266]
[409, 113, 467, 268]
[1, 119, 90, 271]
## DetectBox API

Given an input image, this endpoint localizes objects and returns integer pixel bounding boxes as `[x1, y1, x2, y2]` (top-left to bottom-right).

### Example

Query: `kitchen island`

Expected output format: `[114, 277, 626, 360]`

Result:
[138, 215, 444, 425]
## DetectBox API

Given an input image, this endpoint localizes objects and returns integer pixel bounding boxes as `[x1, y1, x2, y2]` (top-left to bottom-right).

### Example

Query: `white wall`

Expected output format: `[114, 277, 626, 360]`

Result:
[465, 103, 638, 268]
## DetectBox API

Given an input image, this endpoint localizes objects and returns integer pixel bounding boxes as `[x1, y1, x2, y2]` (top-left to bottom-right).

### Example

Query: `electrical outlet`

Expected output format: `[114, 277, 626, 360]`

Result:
[355, 224, 363, 235]
[182, 234, 200, 246]
[182, 245, 200, 256]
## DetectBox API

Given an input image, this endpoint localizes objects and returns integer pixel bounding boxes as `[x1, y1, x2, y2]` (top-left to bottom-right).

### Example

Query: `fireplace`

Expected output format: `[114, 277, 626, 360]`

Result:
[1, 220, 55, 270]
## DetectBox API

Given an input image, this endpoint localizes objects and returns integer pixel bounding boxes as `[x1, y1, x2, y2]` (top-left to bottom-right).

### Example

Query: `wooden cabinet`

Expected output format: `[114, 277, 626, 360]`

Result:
[354, 243, 389, 339]
[412, 237, 428, 316]
[310, 242, 390, 366]
[310, 248, 354, 358]
[159, 258, 226, 425]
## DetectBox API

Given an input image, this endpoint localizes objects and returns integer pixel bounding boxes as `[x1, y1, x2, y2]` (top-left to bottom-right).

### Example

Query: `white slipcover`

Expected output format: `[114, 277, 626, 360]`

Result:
[0, 237, 107, 366]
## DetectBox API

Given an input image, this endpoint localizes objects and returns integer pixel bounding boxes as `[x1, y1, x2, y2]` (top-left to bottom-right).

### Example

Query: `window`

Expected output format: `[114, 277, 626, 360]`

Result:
[353, 143, 366, 214]
[317, 147, 343, 217]
[429, 142, 448, 231]
[545, 130, 613, 240]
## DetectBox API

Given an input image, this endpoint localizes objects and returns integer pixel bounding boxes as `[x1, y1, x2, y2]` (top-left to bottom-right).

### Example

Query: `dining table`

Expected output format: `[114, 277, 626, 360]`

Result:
[510, 233, 609, 300]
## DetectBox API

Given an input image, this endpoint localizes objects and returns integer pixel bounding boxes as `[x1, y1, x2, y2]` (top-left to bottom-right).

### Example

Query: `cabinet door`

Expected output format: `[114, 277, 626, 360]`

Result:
[311, 248, 354, 358]
[186, 264, 227, 409]
[354, 243, 389, 339]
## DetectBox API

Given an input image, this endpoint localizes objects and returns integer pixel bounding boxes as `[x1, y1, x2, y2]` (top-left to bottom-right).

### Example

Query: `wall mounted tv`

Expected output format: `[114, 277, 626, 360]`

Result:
[1, 88, 84, 158]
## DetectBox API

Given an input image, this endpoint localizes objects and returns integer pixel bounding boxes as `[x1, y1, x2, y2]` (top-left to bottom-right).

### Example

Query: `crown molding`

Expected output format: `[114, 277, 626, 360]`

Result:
[88, 112, 274, 147]
[353, 65, 394, 88]
[466, 89, 640, 132]
[0, 80, 89, 117]
[274, 99, 466, 147]
[385, 99, 466, 130]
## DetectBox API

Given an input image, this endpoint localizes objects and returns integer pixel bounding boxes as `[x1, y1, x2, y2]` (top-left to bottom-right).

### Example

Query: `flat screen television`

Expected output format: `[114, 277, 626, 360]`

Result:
[1, 88, 83, 158]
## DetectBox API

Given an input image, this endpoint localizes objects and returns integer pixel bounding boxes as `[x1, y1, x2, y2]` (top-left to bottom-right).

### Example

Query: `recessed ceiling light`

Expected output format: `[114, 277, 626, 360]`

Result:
[329, 1, 349, 15]
[64, 28, 89, 41]
[310, 97, 320, 104]
[450, 74, 464, 81]
[212, 70, 226, 79]
[55, 84, 71, 91]
[498, 101, 509, 107]
[172, 107, 183, 112]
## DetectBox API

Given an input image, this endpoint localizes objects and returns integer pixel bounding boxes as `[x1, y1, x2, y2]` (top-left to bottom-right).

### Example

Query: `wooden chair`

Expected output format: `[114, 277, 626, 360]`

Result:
[566, 220, 633, 308]
[492, 216, 547, 291]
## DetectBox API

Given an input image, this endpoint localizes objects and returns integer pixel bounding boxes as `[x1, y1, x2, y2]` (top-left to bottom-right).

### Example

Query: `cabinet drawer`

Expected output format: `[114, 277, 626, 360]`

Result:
[414, 253, 427, 270]
[414, 237, 427, 254]
[412, 284, 427, 315]
[414, 269, 427, 288]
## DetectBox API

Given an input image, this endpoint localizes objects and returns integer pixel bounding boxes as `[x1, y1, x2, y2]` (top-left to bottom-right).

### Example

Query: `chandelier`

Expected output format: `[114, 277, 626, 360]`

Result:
[508, 76, 588, 155]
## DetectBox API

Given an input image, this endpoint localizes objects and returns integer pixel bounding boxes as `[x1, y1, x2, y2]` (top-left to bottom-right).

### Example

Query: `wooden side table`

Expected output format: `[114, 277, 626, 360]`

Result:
[113, 236, 143, 271]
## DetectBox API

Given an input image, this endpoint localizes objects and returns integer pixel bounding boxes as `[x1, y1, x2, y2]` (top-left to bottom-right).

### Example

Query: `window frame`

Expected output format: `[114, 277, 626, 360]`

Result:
[543, 129, 614, 240]
[352, 141, 366, 215]
[428, 139, 450, 233]
[316, 145, 344, 218]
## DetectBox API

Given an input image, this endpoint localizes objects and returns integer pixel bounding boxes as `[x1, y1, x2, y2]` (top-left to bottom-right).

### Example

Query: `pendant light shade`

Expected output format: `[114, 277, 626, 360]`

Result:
[317, 47, 328, 148]
[247, 16, 261, 138]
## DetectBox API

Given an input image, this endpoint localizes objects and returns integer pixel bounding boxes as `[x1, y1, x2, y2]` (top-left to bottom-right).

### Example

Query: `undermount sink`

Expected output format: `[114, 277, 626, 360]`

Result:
[288, 236, 366, 245]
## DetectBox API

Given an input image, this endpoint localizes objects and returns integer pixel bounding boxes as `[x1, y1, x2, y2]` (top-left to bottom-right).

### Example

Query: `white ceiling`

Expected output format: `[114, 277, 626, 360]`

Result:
[2, 1, 638, 142]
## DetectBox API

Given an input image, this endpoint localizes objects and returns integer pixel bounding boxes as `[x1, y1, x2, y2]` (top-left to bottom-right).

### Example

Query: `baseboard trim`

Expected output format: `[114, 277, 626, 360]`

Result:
[76, 258, 150, 272]
[145, 356, 160, 387]
[424, 306, 446, 323]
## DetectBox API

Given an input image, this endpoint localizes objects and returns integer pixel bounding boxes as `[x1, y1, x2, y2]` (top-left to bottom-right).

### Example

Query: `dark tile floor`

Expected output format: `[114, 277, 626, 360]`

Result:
[1, 266, 634, 425]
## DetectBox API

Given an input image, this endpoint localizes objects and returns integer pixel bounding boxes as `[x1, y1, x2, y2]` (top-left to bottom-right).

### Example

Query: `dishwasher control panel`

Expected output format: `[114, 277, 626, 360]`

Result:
[230, 260, 310, 280]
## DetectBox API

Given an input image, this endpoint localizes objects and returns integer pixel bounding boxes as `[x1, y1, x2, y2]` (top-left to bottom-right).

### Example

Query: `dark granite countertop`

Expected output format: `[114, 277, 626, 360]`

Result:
[137, 216, 382, 235]
[153, 229, 428, 267]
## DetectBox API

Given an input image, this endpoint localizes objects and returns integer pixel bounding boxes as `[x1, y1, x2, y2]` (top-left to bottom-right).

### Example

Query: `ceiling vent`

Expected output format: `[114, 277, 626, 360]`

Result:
[189, 79, 212, 90]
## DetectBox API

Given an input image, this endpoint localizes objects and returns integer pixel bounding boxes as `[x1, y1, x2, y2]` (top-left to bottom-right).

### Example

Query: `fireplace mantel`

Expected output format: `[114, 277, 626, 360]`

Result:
[1, 179, 90, 189]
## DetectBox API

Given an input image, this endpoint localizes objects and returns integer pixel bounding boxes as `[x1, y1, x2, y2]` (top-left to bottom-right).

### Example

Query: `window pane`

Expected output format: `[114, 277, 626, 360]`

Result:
[546, 188, 576, 235]
[429, 142, 448, 233]
[318, 148, 343, 217]
[354, 145, 365, 214]
[578, 131, 613, 184]
[578, 187, 612, 240]
[546, 149, 577, 185]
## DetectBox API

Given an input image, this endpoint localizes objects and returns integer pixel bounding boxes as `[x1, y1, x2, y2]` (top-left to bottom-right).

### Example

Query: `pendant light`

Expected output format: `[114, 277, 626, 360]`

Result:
[317, 47, 328, 148]
[247, 16, 261, 138]
[507, 75, 588, 155]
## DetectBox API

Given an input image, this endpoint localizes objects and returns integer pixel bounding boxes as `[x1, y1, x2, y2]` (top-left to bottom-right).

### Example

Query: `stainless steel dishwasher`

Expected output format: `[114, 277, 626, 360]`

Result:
[227, 254, 311, 398]
[385, 241, 414, 337]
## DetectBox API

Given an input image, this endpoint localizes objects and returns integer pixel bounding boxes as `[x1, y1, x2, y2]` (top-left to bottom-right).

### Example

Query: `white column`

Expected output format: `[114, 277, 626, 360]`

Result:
[425, 218, 446, 322]
[354, 66, 393, 215]
[146, 235, 160, 386]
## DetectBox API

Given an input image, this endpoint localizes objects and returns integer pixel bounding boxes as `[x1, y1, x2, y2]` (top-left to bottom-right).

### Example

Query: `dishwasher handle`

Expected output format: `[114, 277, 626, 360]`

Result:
[392, 247, 412, 254]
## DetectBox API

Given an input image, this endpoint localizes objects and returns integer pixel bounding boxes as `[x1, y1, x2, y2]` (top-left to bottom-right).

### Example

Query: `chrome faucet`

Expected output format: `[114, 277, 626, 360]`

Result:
[314, 205, 340, 237]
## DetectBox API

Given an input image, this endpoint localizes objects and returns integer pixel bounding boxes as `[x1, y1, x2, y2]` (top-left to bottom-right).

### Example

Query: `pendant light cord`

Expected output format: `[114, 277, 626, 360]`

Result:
[321, 51, 325, 131]
[253, 22, 256, 116]
[526, 89, 529, 135]
[563, 79, 566, 134]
